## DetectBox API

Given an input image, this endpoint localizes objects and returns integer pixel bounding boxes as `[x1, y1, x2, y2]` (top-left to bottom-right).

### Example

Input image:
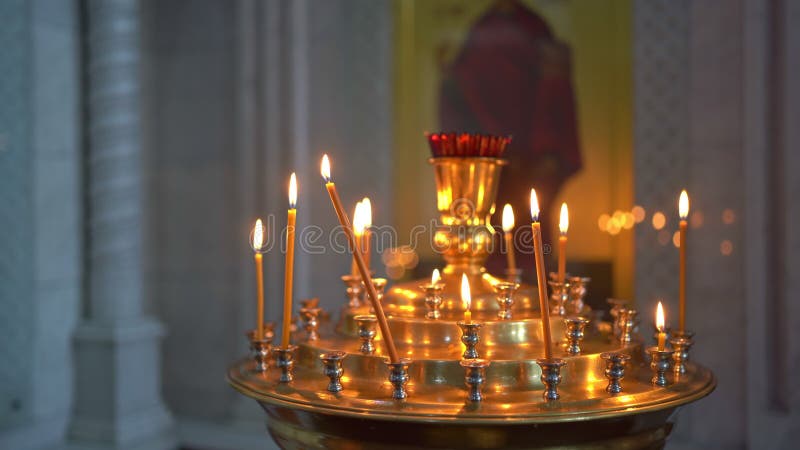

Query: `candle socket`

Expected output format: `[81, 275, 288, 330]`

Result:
[653, 327, 672, 347]
[420, 283, 445, 320]
[274, 345, 297, 383]
[504, 268, 523, 284]
[493, 281, 519, 320]
[299, 307, 321, 341]
[647, 347, 673, 387]
[341, 275, 363, 309]
[607, 298, 629, 338]
[458, 321, 483, 360]
[319, 351, 347, 393]
[563, 316, 590, 355]
[354, 314, 378, 355]
[246, 325, 274, 373]
[536, 358, 567, 401]
[600, 352, 631, 394]
[618, 309, 638, 345]
[460, 359, 490, 402]
[547, 280, 569, 316]
[567, 276, 590, 315]
[670, 333, 694, 375]
[384, 358, 412, 400]
[362, 277, 387, 312]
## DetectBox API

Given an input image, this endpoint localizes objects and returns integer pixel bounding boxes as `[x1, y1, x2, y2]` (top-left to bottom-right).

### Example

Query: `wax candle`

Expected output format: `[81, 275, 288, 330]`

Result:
[678, 190, 689, 333]
[252, 219, 265, 340]
[362, 197, 372, 271]
[350, 201, 364, 277]
[656, 301, 666, 351]
[461, 273, 472, 323]
[558, 203, 569, 283]
[530, 189, 553, 360]
[502, 204, 517, 271]
[281, 173, 297, 349]
[320, 155, 400, 363]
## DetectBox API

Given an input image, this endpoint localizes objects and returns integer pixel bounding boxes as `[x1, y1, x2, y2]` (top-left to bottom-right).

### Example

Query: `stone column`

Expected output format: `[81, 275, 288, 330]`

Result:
[68, 0, 174, 448]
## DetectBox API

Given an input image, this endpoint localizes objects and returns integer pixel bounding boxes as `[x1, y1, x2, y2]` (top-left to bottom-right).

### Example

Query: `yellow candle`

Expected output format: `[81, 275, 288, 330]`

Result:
[461, 274, 472, 323]
[530, 189, 553, 360]
[281, 173, 297, 349]
[502, 204, 516, 271]
[362, 197, 372, 271]
[678, 190, 689, 333]
[252, 219, 265, 340]
[350, 201, 364, 277]
[656, 301, 666, 351]
[321, 155, 400, 363]
[558, 203, 569, 283]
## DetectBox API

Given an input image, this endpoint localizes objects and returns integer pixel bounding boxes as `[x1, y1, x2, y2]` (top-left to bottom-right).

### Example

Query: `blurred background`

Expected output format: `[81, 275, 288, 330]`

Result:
[1, 0, 798, 449]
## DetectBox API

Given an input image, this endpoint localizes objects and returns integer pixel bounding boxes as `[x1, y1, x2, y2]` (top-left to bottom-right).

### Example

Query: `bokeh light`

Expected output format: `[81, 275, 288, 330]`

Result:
[652, 212, 666, 230]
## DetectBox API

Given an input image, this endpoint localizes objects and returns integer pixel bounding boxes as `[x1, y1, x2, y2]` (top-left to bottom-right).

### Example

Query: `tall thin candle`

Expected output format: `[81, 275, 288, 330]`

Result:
[678, 190, 689, 333]
[530, 189, 553, 360]
[362, 197, 372, 271]
[558, 203, 569, 283]
[350, 201, 364, 277]
[320, 155, 400, 363]
[252, 219, 265, 340]
[502, 204, 517, 271]
[656, 301, 666, 351]
[461, 274, 472, 323]
[281, 173, 297, 349]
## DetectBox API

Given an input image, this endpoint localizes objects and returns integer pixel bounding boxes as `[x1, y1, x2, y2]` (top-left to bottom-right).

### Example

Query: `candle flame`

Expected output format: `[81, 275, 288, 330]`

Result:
[288, 172, 297, 208]
[530, 189, 540, 222]
[559, 202, 569, 235]
[320, 154, 331, 182]
[431, 268, 441, 285]
[502, 203, 515, 232]
[461, 273, 471, 312]
[679, 190, 689, 220]
[252, 218, 264, 251]
[361, 197, 372, 227]
[353, 201, 366, 236]
[656, 301, 665, 332]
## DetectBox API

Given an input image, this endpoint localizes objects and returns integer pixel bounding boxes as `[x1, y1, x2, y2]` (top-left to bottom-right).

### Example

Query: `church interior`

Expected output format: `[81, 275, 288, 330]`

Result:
[1, 0, 799, 449]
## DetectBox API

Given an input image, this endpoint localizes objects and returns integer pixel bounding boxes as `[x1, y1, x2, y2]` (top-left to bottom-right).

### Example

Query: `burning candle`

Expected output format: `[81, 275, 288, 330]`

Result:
[320, 155, 400, 363]
[558, 203, 569, 283]
[530, 189, 553, 360]
[251, 219, 265, 340]
[678, 190, 689, 333]
[432, 268, 441, 286]
[350, 201, 364, 277]
[461, 274, 472, 323]
[362, 197, 373, 271]
[656, 301, 666, 351]
[502, 204, 517, 271]
[281, 173, 297, 349]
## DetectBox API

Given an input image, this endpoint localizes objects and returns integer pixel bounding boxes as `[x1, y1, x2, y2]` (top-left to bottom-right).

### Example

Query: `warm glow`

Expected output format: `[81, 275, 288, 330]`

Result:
[502, 203, 515, 232]
[679, 190, 689, 220]
[252, 218, 264, 251]
[431, 268, 441, 285]
[288, 172, 297, 208]
[352, 201, 366, 236]
[320, 154, 331, 182]
[559, 203, 569, 235]
[652, 211, 666, 230]
[530, 189, 540, 222]
[361, 197, 372, 227]
[461, 273, 471, 311]
[672, 230, 681, 248]
[656, 301, 665, 332]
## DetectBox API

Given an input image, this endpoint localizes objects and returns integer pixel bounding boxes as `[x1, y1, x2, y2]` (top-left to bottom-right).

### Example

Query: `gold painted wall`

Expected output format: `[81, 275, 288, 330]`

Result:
[392, 0, 634, 298]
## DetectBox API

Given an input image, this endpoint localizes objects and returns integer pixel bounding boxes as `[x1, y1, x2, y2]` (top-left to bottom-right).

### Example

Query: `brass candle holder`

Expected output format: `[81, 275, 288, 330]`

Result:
[363, 277, 387, 311]
[670, 332, 695, 375]
[419, 282, 445, 320]
[385, 358, 412, 400]
[647, 347, 672, 387]
[563, 316, 590, 355]
[341, 275, 363, 308]
[299, 307, 321, 341]
[460, 359, 490, 402]
[493, 281, 519, 320]
[274, 345, 297, 383]
[536, 358, 567, 401]
[319, 351, 347, 393]
[354, 314, 378, 355]
[567, 276, 590, 315]
[548, 280, 569, 316]
[458, 321, 483, 359]
[504, 267, 522, 284]
[600, 352, 630, 394]
[618, 309, 638, 345]
[607, 298, 629, 338]
[246, 324, 274, 373]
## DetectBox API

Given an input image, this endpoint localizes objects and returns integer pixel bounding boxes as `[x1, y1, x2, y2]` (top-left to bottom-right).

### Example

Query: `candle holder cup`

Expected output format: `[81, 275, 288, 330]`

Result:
[319, 351, 347, 393]
[600, 352, 631, 394]
[274, 345, 297, 383]
[460, 359, 490, 402]
[563, 316, 590, 355]
[647, 347, 672, 387]
[536, 358, 567, 401]
[670, 334, 694, 375]
[607, 298, 629, 338]
[419, 283, 445, 320]
[618, 309, 638, 345]
[384, 358, 412, 400]
[246, 325, 275, 373]
[548, 280, 569, 316]
[458, 321, 483, 360]
[341, 275, 363, 309]
[493, 281, 519, 320]
[299, 307, 321, 341]
[354, 314, 378, 355]
[504, 267, 522, 284]
[364, 277, 388, 313]
[567, 276, 590, 315]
